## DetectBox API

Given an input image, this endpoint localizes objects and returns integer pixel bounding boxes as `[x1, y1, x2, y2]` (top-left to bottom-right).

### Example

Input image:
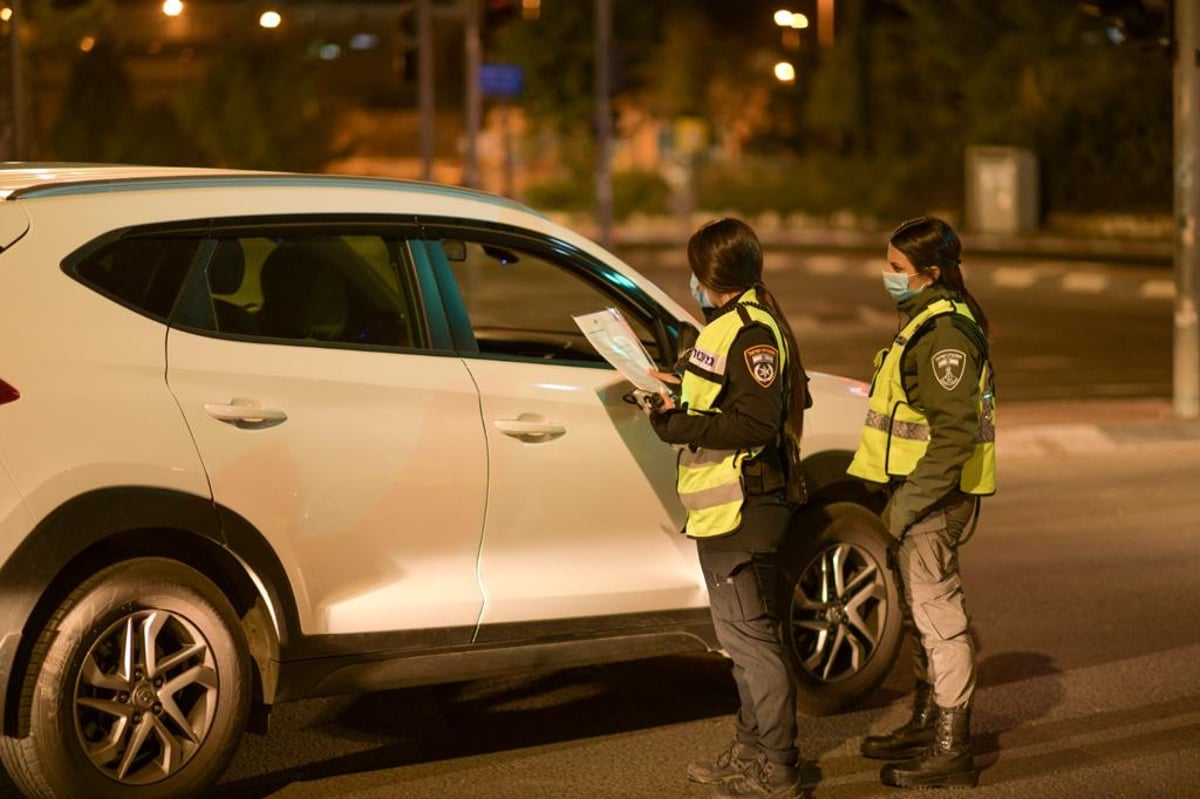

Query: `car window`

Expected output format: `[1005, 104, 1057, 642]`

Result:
[72, 236, 201, 321]
[201, 232, 422, 348]
[434, 237, 661, 364]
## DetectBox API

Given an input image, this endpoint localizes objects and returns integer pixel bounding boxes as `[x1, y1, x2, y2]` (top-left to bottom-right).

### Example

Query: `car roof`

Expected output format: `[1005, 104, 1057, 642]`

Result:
[0, 163, 532, 214]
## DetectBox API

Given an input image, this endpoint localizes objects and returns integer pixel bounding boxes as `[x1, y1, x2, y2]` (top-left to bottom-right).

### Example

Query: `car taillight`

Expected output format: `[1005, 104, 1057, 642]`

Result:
[0, 379, 19, 405]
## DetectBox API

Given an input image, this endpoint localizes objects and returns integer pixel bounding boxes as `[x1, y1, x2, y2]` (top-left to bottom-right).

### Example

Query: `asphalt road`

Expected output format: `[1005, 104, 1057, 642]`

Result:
[190, 431, 1200, 797]
[625, 248, 1174, 402]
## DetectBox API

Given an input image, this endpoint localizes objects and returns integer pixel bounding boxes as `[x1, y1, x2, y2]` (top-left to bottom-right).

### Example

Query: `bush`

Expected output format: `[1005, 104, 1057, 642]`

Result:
[691, 153, 962, 222]
[524, 168, 671, 221]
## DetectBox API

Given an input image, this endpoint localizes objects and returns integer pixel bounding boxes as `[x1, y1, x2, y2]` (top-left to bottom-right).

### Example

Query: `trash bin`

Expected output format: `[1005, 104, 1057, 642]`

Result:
[965, 146, 1039, 235]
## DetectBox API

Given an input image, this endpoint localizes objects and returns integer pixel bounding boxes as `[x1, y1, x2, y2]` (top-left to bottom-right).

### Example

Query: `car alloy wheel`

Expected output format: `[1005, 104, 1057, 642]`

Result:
[74, 609, 219, 785]
[788, 540, 888, 683]
[780, 502, 902, 715]
[0, 558, 250, 799]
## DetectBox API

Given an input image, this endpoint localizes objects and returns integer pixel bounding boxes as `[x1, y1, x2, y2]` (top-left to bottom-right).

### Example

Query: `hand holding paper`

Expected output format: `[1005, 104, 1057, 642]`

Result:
[572, 308, 670, 394]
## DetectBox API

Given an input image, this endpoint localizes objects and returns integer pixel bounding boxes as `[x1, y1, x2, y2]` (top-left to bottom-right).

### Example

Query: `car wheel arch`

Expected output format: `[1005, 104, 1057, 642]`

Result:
[0, 487, 293, 738]
[801, 449, 887, 513]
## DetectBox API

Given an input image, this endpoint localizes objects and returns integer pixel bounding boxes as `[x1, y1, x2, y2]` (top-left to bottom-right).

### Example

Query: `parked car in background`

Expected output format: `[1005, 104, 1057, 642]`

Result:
[0, 164, 899, 798]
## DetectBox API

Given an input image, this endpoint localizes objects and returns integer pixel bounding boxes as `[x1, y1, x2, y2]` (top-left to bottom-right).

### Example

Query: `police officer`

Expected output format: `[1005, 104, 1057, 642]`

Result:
[647, 218, 811, 799]
[848, 216, 996, 789]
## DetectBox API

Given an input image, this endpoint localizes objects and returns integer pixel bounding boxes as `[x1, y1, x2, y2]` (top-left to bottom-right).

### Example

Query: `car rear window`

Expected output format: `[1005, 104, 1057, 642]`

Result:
[73, 237, 202, 321]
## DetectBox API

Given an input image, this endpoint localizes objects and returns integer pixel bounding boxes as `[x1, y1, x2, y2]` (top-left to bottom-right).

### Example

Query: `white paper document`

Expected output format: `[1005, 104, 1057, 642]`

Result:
[572, 308, 668, 393]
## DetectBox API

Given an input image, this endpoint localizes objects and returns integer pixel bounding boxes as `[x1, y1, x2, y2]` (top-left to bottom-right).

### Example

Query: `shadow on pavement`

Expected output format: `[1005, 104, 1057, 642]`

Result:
[973, 651, 1064, 774]
[217, 653, 738, 799]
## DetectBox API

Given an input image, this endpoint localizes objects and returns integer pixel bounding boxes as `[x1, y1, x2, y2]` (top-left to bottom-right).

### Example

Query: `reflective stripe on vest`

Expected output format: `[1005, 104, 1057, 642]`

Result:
[677, 290, 786, 537]
[847, 298, 996, 495]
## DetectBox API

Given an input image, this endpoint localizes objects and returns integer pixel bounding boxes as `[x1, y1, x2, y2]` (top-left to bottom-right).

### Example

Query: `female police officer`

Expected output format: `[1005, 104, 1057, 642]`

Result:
[647, 218, 810, 799]
[849, 216, 996, 789]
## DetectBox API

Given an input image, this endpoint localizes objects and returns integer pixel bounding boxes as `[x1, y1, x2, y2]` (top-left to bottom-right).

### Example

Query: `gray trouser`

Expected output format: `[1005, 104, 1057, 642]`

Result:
[699, 547, 798, 765]
[895, 494, 977, 709]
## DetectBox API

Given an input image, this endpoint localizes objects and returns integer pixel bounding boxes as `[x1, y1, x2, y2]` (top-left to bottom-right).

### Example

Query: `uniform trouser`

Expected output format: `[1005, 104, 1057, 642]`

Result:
[699, 546, 798, 766]
[894, 493, 977, 710]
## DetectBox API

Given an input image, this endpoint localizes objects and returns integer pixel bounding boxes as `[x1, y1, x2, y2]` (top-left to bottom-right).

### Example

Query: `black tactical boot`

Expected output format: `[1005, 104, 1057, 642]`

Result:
[880, 706, 977, 789]
[861, 682, 936, 760]
[687, 740, 756, 784]
[713, 753, 802, 798]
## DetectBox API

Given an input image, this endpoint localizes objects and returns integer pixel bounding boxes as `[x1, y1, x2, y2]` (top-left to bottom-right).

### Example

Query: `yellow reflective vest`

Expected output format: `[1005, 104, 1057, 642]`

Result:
[677, 290, 787, 537]
[847, 298, 996, 494]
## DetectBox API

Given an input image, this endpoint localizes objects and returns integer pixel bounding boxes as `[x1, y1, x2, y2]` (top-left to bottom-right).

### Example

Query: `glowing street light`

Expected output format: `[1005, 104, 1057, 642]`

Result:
[0, 7, 12, 23]
[162, 0, 183, 17]
[774, 9, 808, 28]
[774, 61, 796, 83]
[259, 10, 282, 29]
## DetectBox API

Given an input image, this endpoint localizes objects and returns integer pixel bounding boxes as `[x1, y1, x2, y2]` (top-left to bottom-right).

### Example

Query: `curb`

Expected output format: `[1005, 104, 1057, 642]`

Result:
[605, 227, 1172, 266]
[999, 398, 1200, 458]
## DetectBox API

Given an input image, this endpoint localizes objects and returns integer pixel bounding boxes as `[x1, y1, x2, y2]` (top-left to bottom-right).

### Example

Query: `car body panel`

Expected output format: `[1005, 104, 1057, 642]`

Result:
[0, 458, 34, 591]
[0, 205, 29, 250]
[0, 220, 212, 522]
[464, 357, 705, 628]
[165, 330, 489, 637]
[799, 373, 873, 456]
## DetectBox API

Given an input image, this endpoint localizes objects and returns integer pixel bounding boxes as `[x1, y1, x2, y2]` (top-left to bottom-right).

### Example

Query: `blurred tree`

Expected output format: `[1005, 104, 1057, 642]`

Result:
[797, 0, 1170, 217]
[177, 39, 347, 171]
[488, 0, 661, 178]
[49, 40, 132, 161]
[24, 0, 112, 51]
[897, 0, 1171, 213]
[19, 0, 113, 158]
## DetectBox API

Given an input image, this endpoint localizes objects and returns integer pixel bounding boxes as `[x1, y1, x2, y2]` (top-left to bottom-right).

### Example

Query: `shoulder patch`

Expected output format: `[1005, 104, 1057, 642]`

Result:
[932, 348, 967, 391]
[744, 344, 779, 389]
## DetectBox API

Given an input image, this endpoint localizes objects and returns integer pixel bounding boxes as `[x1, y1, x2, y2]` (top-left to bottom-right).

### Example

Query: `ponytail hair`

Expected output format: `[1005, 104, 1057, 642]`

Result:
[889, 216, 990, 338]
[753, 281, 808, 441]
[688, 217, 808, 441]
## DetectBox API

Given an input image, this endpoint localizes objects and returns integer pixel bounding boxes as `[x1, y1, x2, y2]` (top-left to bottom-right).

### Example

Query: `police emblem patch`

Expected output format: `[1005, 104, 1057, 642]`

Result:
[744, 344, 779, 388]
[932, 348, 967, 390]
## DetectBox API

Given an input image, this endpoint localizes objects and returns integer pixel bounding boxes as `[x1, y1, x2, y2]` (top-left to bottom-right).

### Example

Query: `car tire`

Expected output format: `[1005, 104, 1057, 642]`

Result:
[779, 501, 903, 716]
[0, 558, 251, 799]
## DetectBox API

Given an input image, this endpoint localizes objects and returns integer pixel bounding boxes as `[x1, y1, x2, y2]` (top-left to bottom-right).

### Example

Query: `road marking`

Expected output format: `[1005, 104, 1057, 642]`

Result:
[1009, 355, 1075, 369]
[1141, 279, 1174, 300]
[804, 255, 851, 275]
[1061, 272, 1110, 293]
[999, 424, 1117, 458]
[992, 267, 1038, 288]
[856, 304, 897, 327]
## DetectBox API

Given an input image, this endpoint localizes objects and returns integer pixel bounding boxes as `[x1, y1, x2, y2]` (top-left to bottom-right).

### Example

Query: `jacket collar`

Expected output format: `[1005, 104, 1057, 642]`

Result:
[899, 284, 959, 318]
[703, 287, 757, 323]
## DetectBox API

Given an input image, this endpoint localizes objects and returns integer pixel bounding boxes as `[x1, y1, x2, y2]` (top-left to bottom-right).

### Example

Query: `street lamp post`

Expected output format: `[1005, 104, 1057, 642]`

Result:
[594, 0, 613, 250]
[417, 0, 434, 181]
[8, 0, 26, 160]
[463, 0, 481, 188]
[1175, 0, 1200, 418]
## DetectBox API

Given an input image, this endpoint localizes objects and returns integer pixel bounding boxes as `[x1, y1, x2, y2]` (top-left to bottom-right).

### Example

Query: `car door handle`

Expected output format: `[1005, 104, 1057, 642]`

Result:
[493, 418, 566, 441]
[204, 399, 288, 427]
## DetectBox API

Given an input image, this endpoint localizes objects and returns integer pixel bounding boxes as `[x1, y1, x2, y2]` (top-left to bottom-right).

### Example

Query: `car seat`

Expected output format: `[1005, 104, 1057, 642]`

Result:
[258, 241, 350, 342]
[207, 240, 259, 335]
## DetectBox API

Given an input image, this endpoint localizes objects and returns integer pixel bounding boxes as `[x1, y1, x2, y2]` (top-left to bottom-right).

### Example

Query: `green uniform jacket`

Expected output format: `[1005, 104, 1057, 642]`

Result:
[884, 286, 987, 537]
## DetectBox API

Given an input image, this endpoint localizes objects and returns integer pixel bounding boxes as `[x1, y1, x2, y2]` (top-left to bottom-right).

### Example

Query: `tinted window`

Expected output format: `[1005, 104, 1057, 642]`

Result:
[434, 237, 662, 364]
[74, 237, 201, 320]
[201, 232, 421, 348]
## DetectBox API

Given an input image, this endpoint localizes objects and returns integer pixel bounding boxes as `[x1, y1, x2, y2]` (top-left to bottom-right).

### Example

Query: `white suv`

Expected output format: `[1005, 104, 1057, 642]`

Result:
[0, 164, 899, 799]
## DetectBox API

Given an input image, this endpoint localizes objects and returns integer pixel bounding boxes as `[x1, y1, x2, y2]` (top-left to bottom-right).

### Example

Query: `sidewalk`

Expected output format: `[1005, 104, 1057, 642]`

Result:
[999, 397, 1200, 458]
[573, 215, 1175, 266]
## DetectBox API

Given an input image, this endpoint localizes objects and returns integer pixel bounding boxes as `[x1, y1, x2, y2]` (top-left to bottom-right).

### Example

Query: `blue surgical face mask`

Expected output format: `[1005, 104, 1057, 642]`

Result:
[882, 271, 919, 303]
[690, 274, 714, 309]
